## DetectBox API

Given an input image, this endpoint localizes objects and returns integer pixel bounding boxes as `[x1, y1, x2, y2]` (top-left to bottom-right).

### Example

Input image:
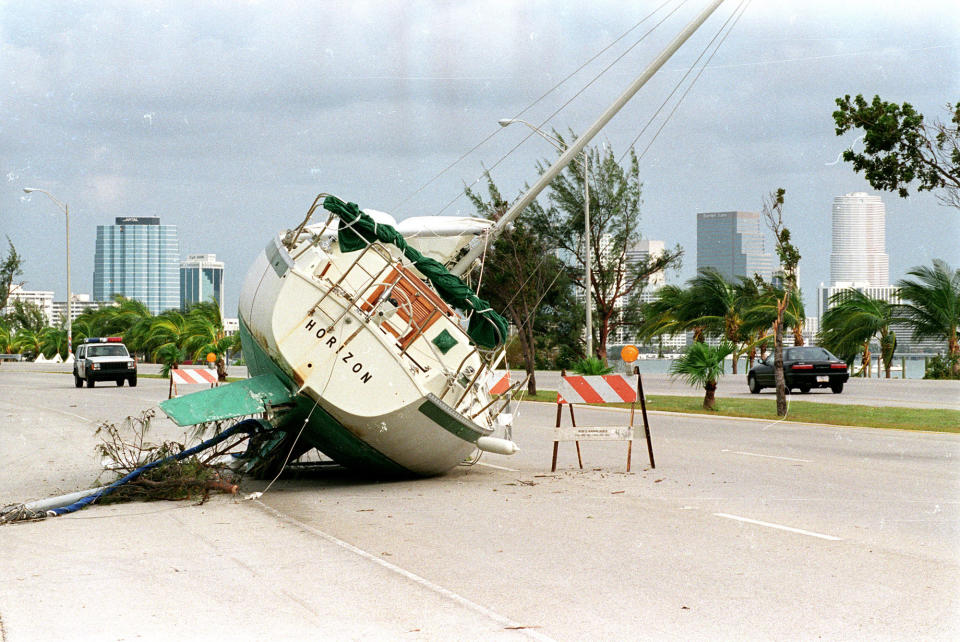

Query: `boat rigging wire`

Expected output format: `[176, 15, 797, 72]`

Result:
[429, 0, 691, 219]
[622, 0, 751, 164]
[387, 0, 681, 217]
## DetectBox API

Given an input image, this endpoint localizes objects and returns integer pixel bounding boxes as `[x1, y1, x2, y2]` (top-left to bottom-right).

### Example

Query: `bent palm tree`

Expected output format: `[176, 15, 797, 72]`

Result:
[669, 341, 734, 410]
[183, 303, 233, 381]
[896, 260, 960, 376]
[819, 289, 899, 378]
[687, 269, 750, 373]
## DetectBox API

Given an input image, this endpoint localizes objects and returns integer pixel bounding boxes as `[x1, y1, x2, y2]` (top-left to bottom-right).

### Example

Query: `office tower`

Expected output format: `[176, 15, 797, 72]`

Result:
[180, 254, 224, 313]
[626, 239, 666, 288]
[829, 192, 889, 287]
[93, 216, 180, 314]
[696, 211, 772, 282]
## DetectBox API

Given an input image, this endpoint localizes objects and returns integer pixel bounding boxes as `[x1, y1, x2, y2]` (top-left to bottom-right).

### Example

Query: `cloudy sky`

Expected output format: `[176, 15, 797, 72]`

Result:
[2, 0, 958, 316]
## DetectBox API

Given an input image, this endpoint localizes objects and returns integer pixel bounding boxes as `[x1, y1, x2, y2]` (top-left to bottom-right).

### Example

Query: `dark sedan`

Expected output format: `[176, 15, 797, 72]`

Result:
[747, 346, 849, 394]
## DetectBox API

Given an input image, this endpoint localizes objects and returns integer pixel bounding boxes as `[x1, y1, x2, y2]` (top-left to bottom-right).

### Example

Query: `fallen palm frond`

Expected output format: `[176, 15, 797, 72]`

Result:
[94, 410, 248, 504]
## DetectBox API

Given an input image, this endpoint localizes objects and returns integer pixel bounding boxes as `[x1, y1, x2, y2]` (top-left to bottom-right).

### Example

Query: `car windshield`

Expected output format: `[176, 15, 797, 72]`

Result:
[785, 347, 832, 361]
[88, 345, 129, 357]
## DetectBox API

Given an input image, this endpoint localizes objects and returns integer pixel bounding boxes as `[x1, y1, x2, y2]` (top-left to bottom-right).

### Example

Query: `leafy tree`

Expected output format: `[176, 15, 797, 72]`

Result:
[669, 340, 734, 410]
[0, 237, 23, 311]
[759, 188, 801, 417]
[818, 289, 899, 378]
[895, 259, 960, 376]
[7, 299, 46, 333]
[833, 95, 960, 209]
[528, 135, 682, 362]
[467, 173, 577, 394]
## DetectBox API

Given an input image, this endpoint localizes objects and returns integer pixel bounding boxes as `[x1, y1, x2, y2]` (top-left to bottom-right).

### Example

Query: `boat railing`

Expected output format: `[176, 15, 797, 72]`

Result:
[306, 235, 500, 400]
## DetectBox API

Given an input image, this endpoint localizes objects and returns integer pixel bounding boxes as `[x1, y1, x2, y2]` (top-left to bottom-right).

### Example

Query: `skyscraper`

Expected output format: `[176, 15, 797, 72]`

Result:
[696, 211, 772, 282]
[829, 192, 889, 287]
[93, 216, 180, 314]
[180, 254, 224, 313]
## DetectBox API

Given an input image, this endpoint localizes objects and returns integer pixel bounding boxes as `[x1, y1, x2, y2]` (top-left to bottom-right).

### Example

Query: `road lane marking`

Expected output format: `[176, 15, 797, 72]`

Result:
[714, 513, 842, 541]
[721, 449, 812, 463]
[254, 500, 556, 641]
[476, 462, 520, 472]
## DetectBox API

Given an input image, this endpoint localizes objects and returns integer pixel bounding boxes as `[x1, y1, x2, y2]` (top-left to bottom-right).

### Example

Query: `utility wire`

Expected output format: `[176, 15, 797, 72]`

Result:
[389, 0, 683, 217]
[622, 0, 751, 164]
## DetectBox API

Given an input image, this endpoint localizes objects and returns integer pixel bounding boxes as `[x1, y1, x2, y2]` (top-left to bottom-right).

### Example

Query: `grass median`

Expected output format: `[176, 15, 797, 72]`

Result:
[514, 390, 959, 433]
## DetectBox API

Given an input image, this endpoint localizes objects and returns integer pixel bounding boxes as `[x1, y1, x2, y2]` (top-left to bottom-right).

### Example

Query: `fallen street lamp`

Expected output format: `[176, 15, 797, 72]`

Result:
[23, 187, 72, 358]
[498, 118, 594, 359]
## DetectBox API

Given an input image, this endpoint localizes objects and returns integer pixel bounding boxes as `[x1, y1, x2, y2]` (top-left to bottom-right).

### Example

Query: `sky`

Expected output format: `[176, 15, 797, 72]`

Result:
[2, 0, 958, 318]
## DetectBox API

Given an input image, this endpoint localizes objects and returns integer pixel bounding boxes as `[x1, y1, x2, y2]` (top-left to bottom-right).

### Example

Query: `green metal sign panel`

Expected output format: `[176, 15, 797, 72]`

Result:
[159, 374, 295, 426]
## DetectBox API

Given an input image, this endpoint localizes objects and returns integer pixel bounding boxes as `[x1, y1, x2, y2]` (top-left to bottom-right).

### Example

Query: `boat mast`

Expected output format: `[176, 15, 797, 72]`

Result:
[451, 0, 725, 276]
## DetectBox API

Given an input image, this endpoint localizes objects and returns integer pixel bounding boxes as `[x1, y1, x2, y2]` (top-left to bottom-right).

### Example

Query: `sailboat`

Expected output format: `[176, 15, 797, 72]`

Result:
[159, 0, 727, 477]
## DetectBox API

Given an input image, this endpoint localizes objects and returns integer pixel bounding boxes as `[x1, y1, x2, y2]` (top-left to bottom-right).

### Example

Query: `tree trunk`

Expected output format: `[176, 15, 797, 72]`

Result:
[518, 323, 538, 395]
[216, 357, 227, 382]
[950, 334, 960, 377]
[861, 342, 871, 378]
[793, 323, 805, 347]
[773, 293, 789, 417]
[702, 380, 717, 410]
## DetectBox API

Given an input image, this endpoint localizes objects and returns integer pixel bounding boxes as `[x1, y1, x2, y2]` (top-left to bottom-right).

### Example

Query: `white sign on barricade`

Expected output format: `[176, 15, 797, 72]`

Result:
[551, 372, 655, 472]
[169, 368, 218, 398]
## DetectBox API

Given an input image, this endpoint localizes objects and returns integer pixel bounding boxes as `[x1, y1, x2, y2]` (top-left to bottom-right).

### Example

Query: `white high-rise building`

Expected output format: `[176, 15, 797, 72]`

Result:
[829, 192, 889, 287]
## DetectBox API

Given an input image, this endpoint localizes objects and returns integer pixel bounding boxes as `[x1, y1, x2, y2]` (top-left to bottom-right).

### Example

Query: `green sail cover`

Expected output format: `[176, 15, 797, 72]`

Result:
[323, 195, 507, 349]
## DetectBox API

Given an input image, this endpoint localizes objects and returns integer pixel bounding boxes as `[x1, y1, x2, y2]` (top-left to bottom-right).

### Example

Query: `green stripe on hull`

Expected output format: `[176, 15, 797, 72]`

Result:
[238, 315, 412, 477]
[417, 394, 488, 443]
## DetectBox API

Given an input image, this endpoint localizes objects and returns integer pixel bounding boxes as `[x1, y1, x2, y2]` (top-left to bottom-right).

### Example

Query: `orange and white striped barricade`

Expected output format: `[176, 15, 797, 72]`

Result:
[170, 367, 219, 398]
[489, 372, 512, 395]
[552, 370, 655, 472]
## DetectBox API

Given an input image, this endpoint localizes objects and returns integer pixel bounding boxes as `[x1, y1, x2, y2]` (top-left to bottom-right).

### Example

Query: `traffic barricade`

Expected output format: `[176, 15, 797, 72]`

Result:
[552, 369, 655, 472]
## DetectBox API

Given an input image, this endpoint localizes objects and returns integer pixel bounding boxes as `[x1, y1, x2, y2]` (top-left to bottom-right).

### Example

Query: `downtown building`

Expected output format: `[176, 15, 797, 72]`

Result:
[816, 193, 937, 355]
[817, 192, 893, 321]
[93, 217, 180, 315]
[180, 254, 224, 314]
[696, 210, 773, 283]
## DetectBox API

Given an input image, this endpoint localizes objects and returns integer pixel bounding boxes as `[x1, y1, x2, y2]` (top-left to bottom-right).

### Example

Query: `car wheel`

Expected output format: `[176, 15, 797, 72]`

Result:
[798, 384, 811, 394]
[748, 374, 760, 394]
[74, 373, 83, 388]
[129, 375, 137, 388]
[116, 378, 124, 387]
[86, 377, 95, 388]
[830, 380, 844, 394]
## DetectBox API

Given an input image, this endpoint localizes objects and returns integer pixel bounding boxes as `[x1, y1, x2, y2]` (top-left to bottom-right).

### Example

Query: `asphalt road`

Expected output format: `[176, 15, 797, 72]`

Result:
[0, 370, 957, 640]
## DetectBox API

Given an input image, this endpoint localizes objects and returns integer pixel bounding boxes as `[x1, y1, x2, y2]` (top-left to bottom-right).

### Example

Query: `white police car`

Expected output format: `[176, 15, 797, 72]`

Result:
[74, 337, 137, 388]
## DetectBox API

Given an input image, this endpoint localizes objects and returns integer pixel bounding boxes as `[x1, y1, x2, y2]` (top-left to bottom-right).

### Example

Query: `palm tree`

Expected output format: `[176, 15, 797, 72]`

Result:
[818, 289, 899, 378]
[0, 319, 15, 354]
[101, 296, 152, 337]
[896, 259, 960, 376]
[142, 310, 191, 395]
[638, 284, 704, 347]
[39, 326, 68, 360]
[12, 327, 42, 359]
[182, 301, 233, 381]
[669, 340, 734, 410]
[686, 269, 761, 374]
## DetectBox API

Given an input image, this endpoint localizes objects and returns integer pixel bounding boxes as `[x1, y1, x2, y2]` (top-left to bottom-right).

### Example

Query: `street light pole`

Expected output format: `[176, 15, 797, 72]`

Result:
[23, 187, 72, 358]
[498, 119, 593, 359]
